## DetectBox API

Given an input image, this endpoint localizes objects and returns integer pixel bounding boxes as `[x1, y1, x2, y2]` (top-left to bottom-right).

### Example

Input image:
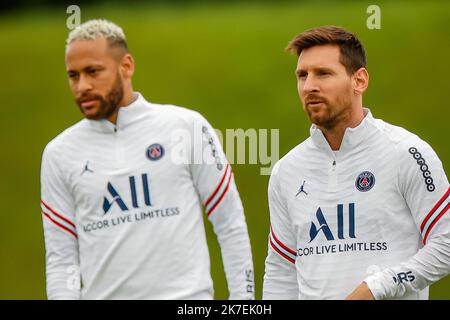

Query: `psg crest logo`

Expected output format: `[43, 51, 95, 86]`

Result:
[355, 171, 375, 192]
[146, 143, 165, 161]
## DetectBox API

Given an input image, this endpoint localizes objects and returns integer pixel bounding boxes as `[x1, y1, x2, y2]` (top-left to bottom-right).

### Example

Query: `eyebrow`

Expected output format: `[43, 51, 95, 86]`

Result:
[296, 67, 335, 76]
[67, 64, 105, 74]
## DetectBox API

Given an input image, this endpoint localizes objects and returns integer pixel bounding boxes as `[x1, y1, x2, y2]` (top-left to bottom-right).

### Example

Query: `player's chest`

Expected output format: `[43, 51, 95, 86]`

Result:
[285, 155, 399, 241]
[65, 128, 191, 213]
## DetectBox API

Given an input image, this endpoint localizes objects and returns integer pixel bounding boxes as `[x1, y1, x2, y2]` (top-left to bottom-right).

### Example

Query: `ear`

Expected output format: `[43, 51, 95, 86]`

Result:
[352, 67, 369, 96]
[120, 53, 135, 80]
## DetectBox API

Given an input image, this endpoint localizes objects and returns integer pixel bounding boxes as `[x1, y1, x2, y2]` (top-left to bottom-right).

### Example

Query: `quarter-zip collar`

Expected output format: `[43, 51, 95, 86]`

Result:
[310, 108, 375, 155]
[86, 92, 148, 133]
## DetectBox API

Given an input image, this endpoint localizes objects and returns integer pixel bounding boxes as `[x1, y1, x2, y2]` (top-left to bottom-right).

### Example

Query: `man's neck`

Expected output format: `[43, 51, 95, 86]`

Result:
[107, 89, 136, 125]
[318, 106, 365, 151]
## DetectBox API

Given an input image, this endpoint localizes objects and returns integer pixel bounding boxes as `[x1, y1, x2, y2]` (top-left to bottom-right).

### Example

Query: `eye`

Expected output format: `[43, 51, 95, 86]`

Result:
[68, 72, 79, 80]
[318, 71, 330, 77]
[297, 72, 307, 80]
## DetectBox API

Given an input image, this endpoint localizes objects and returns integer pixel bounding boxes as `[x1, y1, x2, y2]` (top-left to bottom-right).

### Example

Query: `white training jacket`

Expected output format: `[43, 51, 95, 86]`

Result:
[40, 93, 254, 300]
[263, 108, 449, 300]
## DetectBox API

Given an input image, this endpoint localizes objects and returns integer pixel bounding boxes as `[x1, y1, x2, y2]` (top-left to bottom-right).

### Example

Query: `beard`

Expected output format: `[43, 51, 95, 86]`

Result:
[76, 74, 124, 120]
[305, 94, 352, 130]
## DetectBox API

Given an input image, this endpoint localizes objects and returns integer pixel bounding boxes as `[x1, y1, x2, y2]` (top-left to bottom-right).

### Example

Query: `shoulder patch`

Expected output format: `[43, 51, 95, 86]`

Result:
[408, 147, 435, 192]
[202, 125, 223, 170]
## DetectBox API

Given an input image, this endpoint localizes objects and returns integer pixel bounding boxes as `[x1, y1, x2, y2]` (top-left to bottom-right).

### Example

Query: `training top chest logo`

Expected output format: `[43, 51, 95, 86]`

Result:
[146, 143, 165, 161]
[296, 180, 308, 197]
[80, 160, 94, 176]
[355, 171, 376, 192]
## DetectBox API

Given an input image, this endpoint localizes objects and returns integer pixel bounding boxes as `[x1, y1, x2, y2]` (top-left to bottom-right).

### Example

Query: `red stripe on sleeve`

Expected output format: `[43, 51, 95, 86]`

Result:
[420, 187, 450, 232]
[207, 171, 233, 217]
[269, 237, 295, 264]
[204, 164, 230, 207]
[41, 200, 76, 228]
[42, 211, 78, 239]
[423, 203, 450, 244]
[270, 226, 297, 256]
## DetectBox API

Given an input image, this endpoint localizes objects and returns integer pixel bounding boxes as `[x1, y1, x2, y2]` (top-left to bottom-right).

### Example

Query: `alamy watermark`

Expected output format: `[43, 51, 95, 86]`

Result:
[169, 121, 280, 176]
[66, 5, 81, 30]
[367, 5, 381, 30]
[66, 265, 81, 291]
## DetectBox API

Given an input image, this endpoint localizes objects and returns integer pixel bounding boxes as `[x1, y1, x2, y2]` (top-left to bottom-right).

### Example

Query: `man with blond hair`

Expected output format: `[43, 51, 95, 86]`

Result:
[40, 19, 254, 300]
[263, 26, 449, 300]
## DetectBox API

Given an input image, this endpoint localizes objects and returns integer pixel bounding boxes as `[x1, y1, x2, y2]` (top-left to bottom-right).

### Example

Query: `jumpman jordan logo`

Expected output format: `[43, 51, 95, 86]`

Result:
[81, 160, 94, 176]
[296, 180, 308, 197]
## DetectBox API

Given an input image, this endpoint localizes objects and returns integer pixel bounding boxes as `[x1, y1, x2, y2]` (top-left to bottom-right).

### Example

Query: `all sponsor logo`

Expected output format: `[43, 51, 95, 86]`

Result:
[82, 173, 180, 233]
[103, 174, 152, 215]
[297, 203, 388, 258]
[309, 203, 356, 243]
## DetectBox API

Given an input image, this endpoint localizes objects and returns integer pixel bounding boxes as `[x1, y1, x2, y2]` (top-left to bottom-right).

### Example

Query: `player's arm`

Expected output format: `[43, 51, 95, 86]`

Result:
[263, 162, 299, 299]
[189, 112, 254, 300]
[363, 137, 450, 300]
[40, 143, 80, 300]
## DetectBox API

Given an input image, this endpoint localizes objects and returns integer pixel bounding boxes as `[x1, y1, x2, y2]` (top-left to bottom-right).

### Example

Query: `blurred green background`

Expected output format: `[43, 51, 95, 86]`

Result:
[0, 0, 448, 300]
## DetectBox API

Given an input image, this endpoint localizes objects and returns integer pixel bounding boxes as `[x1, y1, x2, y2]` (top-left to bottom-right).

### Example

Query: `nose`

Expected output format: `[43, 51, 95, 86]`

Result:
[77, 74, 93, 94]
[301, 74, 320, 95]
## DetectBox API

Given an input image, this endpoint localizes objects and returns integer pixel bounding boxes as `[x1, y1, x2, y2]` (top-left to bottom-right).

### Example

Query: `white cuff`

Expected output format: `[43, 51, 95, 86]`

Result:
[364, 274, 387, 300]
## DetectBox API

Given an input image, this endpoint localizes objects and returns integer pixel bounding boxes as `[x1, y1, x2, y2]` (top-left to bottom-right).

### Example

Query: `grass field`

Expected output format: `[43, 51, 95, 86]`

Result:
[0, 0, 449, 299]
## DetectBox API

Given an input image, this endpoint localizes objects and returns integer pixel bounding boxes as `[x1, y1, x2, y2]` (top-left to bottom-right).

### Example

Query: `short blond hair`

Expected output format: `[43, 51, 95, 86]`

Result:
[66, 19, 128, 51]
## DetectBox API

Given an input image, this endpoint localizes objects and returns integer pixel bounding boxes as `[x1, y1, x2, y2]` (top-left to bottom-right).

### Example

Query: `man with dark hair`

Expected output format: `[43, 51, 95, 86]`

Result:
[40, 19, 254, 299]
[263, 26, 449, 300]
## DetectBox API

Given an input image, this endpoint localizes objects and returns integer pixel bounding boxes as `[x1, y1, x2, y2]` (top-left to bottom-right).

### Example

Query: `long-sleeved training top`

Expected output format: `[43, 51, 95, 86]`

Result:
[263, 108, 449, 300]
[40, 93, 254, 300]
